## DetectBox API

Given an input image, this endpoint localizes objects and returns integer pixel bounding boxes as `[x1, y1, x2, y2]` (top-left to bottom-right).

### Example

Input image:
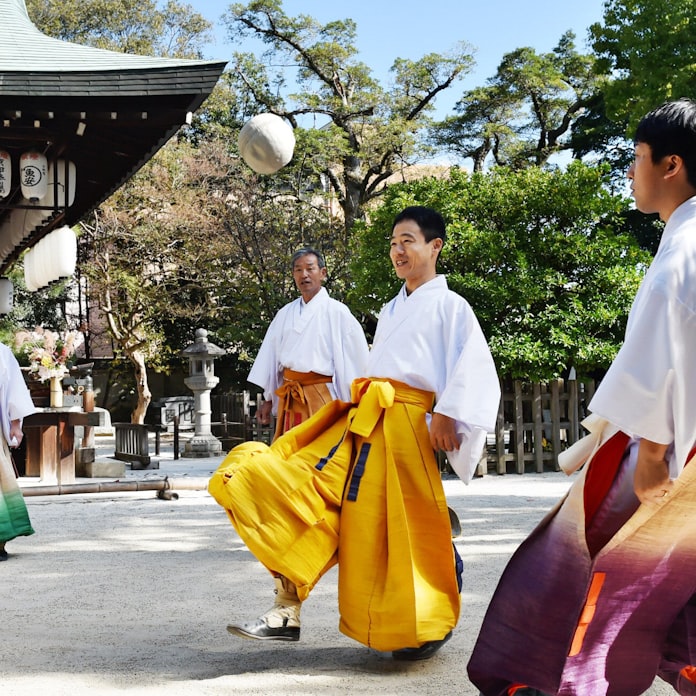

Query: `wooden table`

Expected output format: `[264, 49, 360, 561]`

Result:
[23, 408, 105, 485]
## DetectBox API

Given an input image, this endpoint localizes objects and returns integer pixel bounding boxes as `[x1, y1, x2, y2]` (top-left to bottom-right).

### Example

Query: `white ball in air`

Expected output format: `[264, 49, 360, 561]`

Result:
[238, 113, 296, 174]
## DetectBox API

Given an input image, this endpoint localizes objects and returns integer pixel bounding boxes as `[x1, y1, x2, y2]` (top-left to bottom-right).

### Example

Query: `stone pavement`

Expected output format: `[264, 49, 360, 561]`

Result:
[2, 434, 673, 696]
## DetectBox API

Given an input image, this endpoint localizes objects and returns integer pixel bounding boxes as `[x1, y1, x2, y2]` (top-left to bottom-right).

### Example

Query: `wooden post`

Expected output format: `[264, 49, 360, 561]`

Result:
[568, 377, 579, 444]
[533, 382, 543, 473]
[550, 379, 562, 471]
[514, 380, 524, 474]
[496, 382, 506, 474]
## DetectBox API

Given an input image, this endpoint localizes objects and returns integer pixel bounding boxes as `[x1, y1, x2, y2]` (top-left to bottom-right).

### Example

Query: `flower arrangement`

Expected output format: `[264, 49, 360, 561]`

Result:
[14, 327, 81, 382]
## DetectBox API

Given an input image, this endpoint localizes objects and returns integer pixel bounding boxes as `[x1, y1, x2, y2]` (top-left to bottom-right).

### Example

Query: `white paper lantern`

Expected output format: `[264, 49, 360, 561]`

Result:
[44, 159, 76, 207]
[23, 246, 38, 292]
[20, 151, 48, 201]
[22, 159, 78, 239]
[0, 210, 25, 260]
[0, 278, 13, 314]
[0, 150, 11, 198]
[33, 236, 51, 289]
[238, 113, 295, 174]
[52, 225, 77, 279]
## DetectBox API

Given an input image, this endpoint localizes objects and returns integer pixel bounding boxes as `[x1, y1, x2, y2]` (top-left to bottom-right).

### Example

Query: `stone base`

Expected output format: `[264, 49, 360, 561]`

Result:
[76, 459, 126, 478]
[75, 446, 95, 466]
[129, 458, 160, 470]
[183, 434, 222, 458]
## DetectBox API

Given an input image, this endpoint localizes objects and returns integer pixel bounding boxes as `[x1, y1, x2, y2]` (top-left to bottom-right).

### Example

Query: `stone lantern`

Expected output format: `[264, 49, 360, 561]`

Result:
[181, 328, 226, 457]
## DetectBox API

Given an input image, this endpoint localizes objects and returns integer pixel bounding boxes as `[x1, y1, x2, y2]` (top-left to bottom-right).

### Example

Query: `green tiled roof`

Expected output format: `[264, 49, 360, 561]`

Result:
[0, 0, 227, 273]
[0, 0, 226, 95]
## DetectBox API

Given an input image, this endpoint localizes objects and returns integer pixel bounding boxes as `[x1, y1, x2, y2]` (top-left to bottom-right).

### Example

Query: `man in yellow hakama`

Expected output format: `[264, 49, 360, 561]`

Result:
[209, 206, 500, 659]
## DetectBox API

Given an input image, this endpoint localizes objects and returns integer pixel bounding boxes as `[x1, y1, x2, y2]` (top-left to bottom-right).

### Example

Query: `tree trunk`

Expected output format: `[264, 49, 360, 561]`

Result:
[129, 349, 151, 424]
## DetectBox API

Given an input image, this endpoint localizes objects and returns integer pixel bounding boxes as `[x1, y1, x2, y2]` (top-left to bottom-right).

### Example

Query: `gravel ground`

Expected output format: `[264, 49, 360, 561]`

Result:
[0, 440, 674, 695]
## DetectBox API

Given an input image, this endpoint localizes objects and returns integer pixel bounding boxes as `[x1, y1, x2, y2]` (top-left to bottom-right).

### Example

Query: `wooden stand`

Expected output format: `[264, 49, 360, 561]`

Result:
[23, 409, 105, 485]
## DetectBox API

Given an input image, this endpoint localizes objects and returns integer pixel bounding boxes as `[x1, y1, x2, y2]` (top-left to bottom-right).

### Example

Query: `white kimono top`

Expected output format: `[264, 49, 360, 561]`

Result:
[248, 287, 369, 412]
[368, 275, 500, 482]
[589, 196, 696, 478]
[0, 343, 35, 445]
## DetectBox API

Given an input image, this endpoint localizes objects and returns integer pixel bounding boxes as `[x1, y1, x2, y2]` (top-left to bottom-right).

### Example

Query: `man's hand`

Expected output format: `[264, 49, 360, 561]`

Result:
[256, 399, 273, 426]
[8, 419, 23, 448]
[634, 438, 672, 504]
[430, 412, 460, 452]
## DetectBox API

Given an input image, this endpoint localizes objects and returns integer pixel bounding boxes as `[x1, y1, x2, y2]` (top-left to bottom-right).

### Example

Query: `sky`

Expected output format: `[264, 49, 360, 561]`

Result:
[187, 0, 609, 120]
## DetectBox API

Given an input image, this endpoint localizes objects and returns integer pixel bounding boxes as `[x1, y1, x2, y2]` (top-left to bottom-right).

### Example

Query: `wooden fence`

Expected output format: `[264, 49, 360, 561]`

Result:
[486, 377, 595, 475]
[211, 392, 274, 450]
[211, 378, 596, 476]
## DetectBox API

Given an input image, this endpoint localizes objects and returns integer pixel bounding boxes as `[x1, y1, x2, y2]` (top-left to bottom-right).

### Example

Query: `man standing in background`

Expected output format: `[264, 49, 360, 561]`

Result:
[248, 246, 369, 440]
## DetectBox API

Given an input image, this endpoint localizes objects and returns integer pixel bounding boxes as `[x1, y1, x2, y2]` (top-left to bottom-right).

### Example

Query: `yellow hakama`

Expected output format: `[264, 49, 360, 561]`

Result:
[273, 368, 333, 440]
[208, 377, 459, 651]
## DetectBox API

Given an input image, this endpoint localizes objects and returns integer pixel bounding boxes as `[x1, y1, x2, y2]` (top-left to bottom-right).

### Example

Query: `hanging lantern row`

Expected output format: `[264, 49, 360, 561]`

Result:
[24, 225, 77, 292]
[0, 159, 76, 264]
[0, 149, 52, 200]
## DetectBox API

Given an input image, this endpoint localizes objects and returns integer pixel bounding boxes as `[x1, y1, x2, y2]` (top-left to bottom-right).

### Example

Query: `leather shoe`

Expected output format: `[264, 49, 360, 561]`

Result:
[392, 630, 452, 661]
[0, 550, 8, 561]
[227, 617, 300, 642]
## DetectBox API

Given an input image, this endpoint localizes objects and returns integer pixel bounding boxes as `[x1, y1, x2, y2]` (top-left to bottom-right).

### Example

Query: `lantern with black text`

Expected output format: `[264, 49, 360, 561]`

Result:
[19, 151, 48, 201]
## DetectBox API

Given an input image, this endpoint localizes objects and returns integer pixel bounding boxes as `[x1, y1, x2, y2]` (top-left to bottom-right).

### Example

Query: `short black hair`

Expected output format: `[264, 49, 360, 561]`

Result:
[392, 206, 447, 245]
[291, 247, 325, 269]
[634, 99, 696, 188]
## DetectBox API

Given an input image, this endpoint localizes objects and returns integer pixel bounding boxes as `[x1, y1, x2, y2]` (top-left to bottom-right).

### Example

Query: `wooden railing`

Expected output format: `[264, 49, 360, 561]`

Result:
[113, 423, 165, 468]
[488, 377, 595, 475]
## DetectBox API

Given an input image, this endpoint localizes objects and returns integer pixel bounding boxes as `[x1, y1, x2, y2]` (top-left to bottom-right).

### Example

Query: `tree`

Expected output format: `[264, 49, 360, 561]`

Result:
[350, 163, 652, 381]
[590, 0, 696, 134]
[223, 0, 475, 231]
[25, 0, 212, 58]
[568, 92, 633, 189]
[77, 140, 235, 422]
[0, 265, 73, 352]
[431, 33, 600, 170]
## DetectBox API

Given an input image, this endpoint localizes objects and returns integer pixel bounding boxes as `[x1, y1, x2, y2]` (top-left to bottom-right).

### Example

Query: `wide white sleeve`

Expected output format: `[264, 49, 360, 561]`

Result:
[589, 283, 696, 473]
[331, 309, 369, 402]
[434, 306, 500, 432]
[431, 303, 500, 484]
[1, 345, 35, 444]
[247, 314, 283, 410]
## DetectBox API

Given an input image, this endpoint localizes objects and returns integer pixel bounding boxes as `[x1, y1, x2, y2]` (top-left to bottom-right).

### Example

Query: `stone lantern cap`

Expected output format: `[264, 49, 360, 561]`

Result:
[180, 328, 226, 359]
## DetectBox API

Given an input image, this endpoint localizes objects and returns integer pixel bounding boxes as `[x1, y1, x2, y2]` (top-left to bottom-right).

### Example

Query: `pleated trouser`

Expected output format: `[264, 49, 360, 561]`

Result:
[468, 433, 696, 696]
[209, 377, 460, 651]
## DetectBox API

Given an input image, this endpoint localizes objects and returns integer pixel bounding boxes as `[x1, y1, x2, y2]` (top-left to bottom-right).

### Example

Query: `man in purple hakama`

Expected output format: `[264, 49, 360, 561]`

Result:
[468, 100, 696, 695]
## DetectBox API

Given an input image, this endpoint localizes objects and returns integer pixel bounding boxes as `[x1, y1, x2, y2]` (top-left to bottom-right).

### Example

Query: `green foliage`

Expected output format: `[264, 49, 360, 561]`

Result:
[0, 263, 73, 357]
[591, 0, 696, 134]
[25, 0, 212, 58]
[351, 163, 651, 381]
[431, 32, 601, 170]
